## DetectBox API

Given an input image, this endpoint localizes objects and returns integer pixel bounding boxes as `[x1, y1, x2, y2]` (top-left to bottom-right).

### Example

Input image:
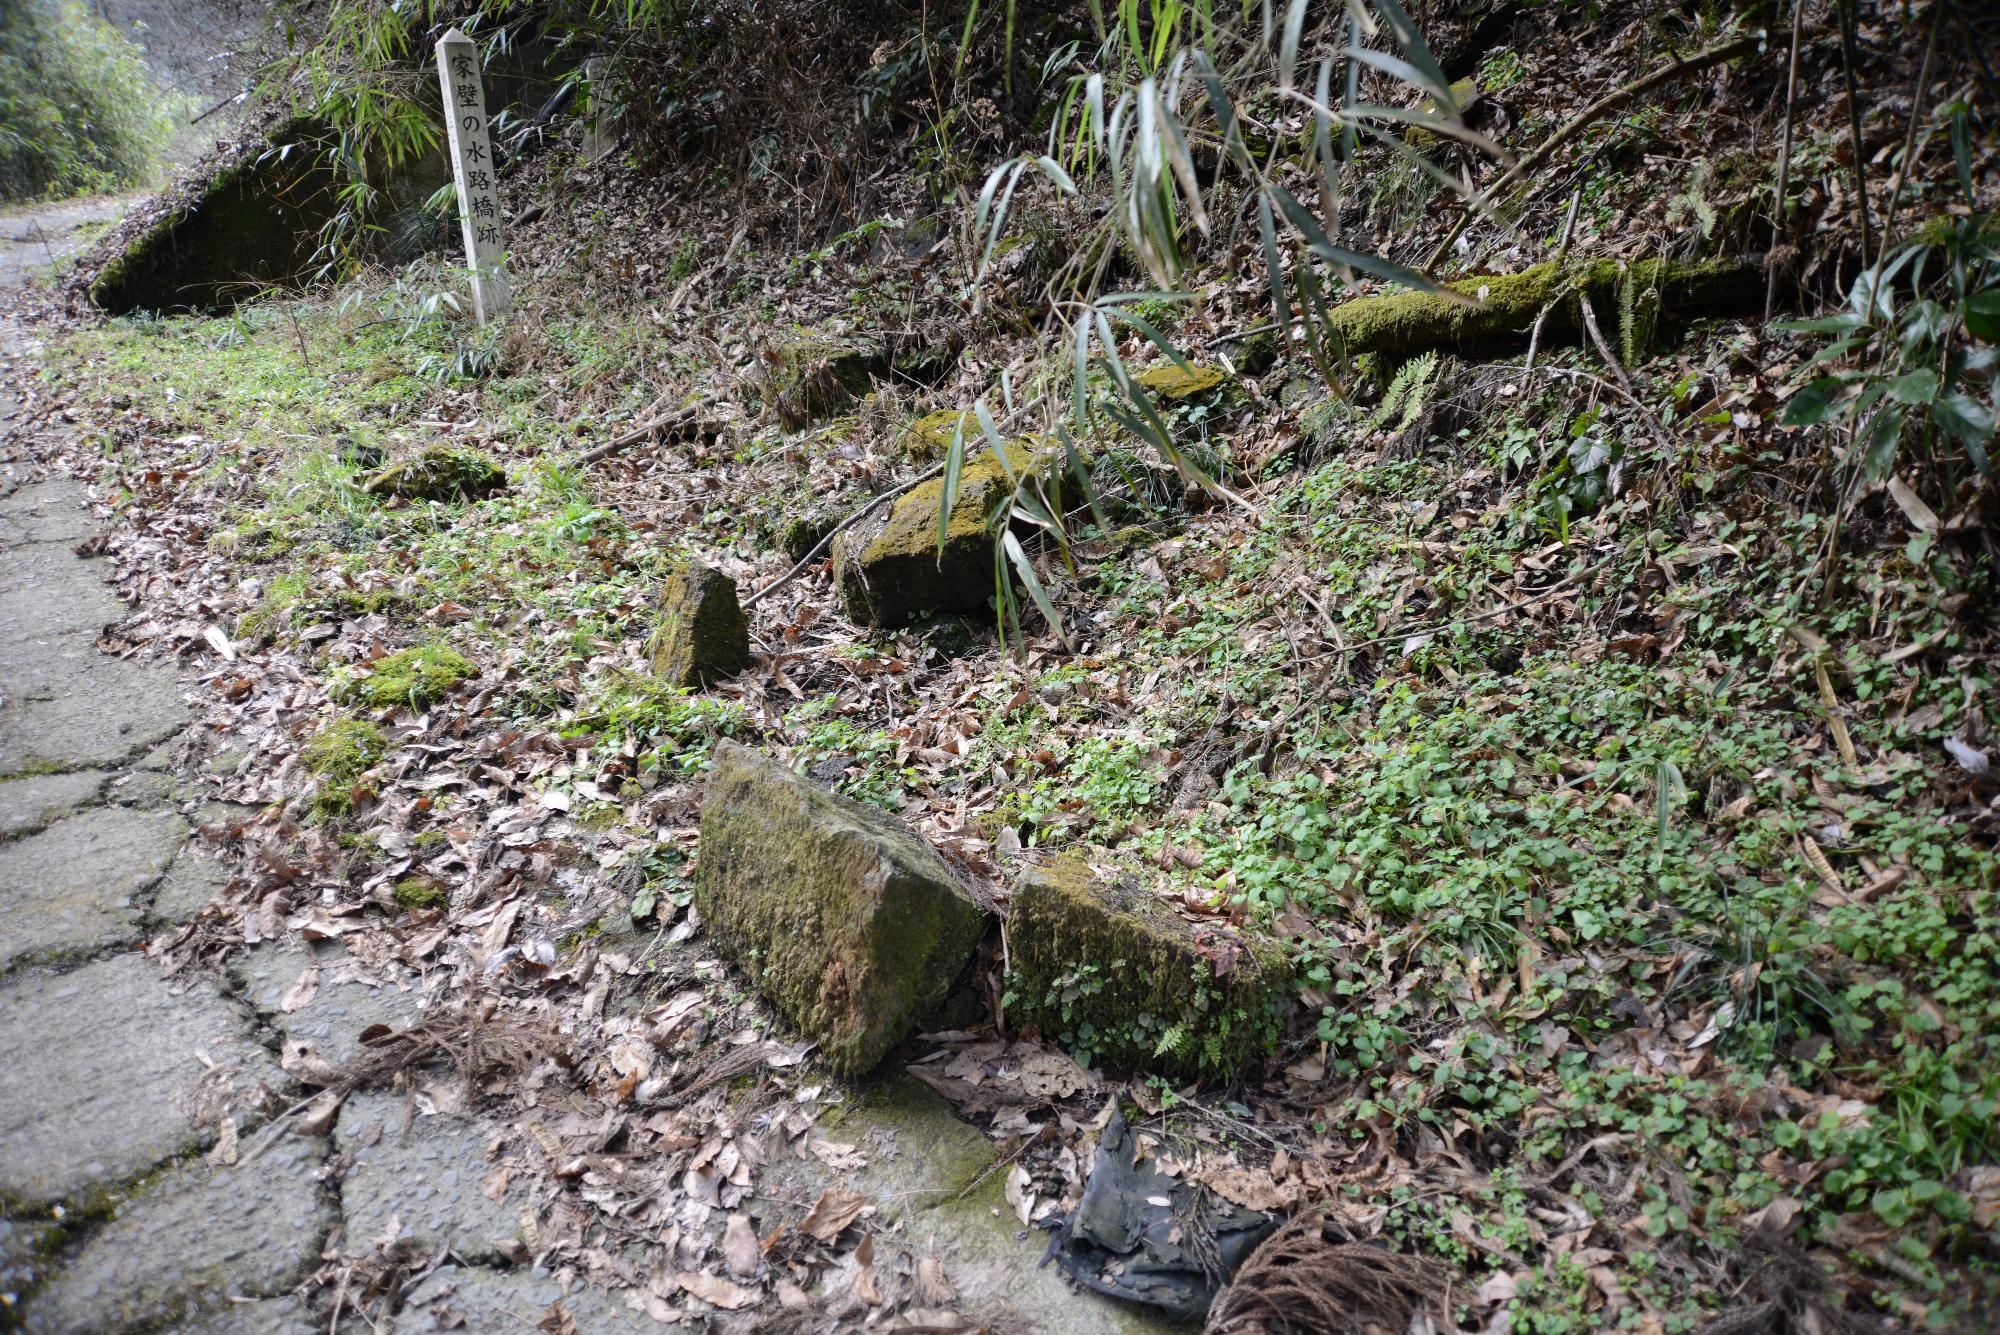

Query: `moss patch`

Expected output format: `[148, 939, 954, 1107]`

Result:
[764, 338, 887, 429]
[332, 644, 477, 710]
[1006, 855, 1290, 1083]
[1136, 363, 1229, 400]
[901, 409, 974, 462]
[362, 445, 507, 502]
[301, 717, 387, 782]
[392, 876, 447, 910]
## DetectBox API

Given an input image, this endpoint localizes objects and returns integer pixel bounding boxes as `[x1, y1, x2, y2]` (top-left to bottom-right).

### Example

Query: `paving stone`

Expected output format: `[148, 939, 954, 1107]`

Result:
[0, 544, 123, 646]
[0, 483, 94, 546]
[390, 1266, 655, 1335]
[23, 1134, 332, 1335]
[153, 842, 231, 924]
[0, 770, 107, 839]
[235, 941, 428, 1066]
[0, 807, 185, 970]
[106, 768, 177, 809]
[335, 1092, 524, 1260]
[183, 1295, 319, 1335]
[0, 954, 283, 1204]
[0, 650, 188, 775]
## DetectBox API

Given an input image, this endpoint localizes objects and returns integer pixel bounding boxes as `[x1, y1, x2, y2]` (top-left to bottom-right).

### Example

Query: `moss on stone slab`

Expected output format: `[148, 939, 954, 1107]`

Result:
[362, 445, 507, 502]
[1006, 855, 1290, 1083]
[901, 409, 974, 462]
[695, 740, 991, 1076]
[832, 439, 1050, 628]
[1325, 255, 1761, 361]
[647, 559, 749, 689]
[765, 338, 888, 429]
[332, 644, 477, 710]
[1136, 363, 1230, 401]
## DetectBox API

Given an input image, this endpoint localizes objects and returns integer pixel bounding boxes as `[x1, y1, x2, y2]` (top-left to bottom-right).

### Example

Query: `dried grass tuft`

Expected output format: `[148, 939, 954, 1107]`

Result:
[1204, 1210, 1449, 1335]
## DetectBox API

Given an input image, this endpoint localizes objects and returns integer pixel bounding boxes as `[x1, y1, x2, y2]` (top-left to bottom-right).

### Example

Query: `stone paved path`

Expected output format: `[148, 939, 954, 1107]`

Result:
[0, 199, 612, 1335]
[0, 202, 1163, 1335]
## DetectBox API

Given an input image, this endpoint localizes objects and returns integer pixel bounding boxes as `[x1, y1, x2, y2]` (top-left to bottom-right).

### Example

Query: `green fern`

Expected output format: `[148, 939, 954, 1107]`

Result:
[1368, 351, 1440, 434]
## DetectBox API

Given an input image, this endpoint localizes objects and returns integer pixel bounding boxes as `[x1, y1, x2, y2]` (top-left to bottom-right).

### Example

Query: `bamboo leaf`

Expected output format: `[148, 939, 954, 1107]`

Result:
[1003, 530, 1063, 637]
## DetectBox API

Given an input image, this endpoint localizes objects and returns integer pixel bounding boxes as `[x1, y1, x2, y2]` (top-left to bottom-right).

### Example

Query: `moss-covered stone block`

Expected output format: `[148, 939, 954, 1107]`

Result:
[696, 740, 990, 1076]
[1136, 363, 1230, 401]
[88, 119, 343, 315]
[362, 446, 507, 502]
[1006, 856, 1291, 1083]
[333, 644, 477, 711]
[1325, 255, 1760, 361]
[647, 559, 749, 688]
[901, 409, 974, 463]
[764, 338, 888, 429]
[832, 439, 1050, 628]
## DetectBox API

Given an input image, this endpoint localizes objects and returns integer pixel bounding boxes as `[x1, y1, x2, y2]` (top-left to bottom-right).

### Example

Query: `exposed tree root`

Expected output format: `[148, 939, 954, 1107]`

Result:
[1204, 1210, 1450, 1335]
[1695, 1236, 1878, 1335]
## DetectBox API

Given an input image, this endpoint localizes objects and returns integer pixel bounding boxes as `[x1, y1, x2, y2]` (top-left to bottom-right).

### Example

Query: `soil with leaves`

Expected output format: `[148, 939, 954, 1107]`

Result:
[8, 1, 2000, 1332]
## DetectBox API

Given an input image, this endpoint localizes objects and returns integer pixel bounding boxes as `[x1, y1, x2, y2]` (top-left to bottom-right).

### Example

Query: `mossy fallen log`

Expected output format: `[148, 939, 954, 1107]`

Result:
[1325, 256, 1762, 363]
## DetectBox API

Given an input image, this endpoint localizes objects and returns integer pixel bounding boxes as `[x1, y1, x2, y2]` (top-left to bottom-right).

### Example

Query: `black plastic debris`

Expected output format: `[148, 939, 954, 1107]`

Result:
[1042, 1106, 1281, 1322]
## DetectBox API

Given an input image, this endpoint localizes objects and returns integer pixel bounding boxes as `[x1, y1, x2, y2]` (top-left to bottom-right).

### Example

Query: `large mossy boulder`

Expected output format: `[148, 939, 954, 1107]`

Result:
[1006, 856, 1291, 1083]
[696, 740, 990, 1076]
[647, 560, 749, 688]
[362, 446, 507, 502]
[89, 120, 344, 315]
[833, 440, 1048, 628]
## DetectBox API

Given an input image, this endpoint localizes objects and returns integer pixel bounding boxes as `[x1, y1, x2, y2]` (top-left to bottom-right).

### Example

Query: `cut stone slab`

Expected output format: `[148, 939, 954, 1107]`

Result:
[0, 651, 188, 775]
[0, 544, 123, 645]
[763, 336, 887, 428]
[0, 482, 94, 546]
[335, 1092, 524, 1259]
[696, 740, 990, 1076]
[0, 770, 107, 839]
[390, 1266, 655, 1334]
[182, 1296, 318, 1335]
[0, 807, 186, 970]
[152, 842, 231, 924]
[647, 560, 749, 688]
[752, 1077, 1181, 1334]
[1005, 856, 1291, 1082]
[234, 941, 427, 1066]
[833, 439, 1049, 629]
[0, 954, 282, 1203]
[22, 1134, 332, 1335]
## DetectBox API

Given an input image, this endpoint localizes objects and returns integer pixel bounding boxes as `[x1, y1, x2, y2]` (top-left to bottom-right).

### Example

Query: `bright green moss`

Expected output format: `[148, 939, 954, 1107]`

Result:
[301, 716, 386, 782]
[393, 876, 447, 910]
[833, 439, 1048, 626]
[901, 409, 974, 462]
[332, 644, 477, 710]
[1136, 363, 1229, 400]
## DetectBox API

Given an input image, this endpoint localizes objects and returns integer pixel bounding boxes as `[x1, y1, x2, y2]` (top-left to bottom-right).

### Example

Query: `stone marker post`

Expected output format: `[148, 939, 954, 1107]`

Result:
[436, 27, 510, 323]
